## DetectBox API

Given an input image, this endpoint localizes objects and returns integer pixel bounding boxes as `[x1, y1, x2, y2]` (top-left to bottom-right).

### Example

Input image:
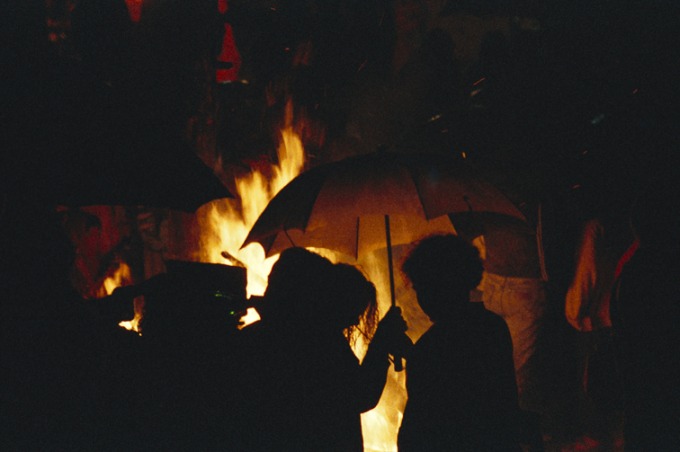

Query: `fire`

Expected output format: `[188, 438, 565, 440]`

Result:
[198, 100, 423, 450]
[102, 262, 132, 296]
[96, 99, 411, 448]
[196, 99, 305, 299]
[118, 312, 142, 333]
[99, 262, 143, 333]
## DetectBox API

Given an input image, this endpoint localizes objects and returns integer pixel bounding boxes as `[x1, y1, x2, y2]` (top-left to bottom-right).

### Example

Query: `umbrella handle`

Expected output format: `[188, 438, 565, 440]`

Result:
[385, 215, 407, 371]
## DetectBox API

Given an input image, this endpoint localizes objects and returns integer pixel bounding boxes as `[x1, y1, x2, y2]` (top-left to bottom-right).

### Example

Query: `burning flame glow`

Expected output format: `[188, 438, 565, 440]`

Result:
[100, 262, 143, 333]
[197, 100, 305, 299]
[102, 262, 132, 296]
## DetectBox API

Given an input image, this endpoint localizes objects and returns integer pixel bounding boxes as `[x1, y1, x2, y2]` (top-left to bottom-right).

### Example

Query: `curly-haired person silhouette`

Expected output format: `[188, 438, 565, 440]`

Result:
[398, 234, 521, 451]
[235, 248, 404, 451]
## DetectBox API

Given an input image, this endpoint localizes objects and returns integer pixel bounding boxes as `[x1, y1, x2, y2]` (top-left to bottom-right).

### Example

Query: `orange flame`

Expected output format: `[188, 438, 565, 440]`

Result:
[102, 262, 132, 296]
[99, 262, 143, 333]
[197, 99, 305, 299]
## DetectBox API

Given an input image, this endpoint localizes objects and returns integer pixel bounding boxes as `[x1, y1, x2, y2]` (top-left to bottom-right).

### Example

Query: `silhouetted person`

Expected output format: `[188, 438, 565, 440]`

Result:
[398, 234, 521, 451]
[563, 187, 635, 447]
[611, 178, 680, 451]
[452, 211, 548, 451]
[236, 248, 405, 451]
[135, 266, 244, 450]
[0, 200, 136, 449]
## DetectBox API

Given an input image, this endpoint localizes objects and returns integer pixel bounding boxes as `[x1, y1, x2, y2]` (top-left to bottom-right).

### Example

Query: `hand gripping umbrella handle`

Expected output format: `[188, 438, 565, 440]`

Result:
[393, 353, 405, 372]
[383, 306, 411, 372]
[392, 316, 412, 372]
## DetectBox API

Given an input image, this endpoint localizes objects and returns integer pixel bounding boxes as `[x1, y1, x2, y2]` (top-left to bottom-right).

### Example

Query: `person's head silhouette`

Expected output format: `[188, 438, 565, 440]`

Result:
[263, 247, 334, 327]
[326, 263, 379, 343]
[402, 234, 483, 322]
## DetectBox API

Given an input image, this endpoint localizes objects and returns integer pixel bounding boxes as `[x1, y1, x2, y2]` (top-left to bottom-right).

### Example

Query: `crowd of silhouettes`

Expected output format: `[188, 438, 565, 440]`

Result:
[0, 204, 407, 451]
[3, 171, 680, 450]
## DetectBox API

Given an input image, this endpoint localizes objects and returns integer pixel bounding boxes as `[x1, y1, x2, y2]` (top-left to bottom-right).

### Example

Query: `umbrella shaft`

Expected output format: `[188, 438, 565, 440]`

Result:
[385, 215, 396, 306]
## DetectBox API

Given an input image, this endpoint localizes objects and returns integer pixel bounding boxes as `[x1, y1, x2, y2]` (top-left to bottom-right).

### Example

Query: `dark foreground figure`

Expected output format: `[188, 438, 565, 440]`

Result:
[0, 202, 139, 450]
[234, 248, 406, 452]
[612, 180, 680, 451]
[134, 267, 244, 451]
[398, 234, 521, 451]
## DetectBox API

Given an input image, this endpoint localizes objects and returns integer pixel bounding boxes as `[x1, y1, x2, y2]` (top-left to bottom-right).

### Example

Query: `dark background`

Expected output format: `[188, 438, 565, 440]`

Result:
[4, 0, 678, 199]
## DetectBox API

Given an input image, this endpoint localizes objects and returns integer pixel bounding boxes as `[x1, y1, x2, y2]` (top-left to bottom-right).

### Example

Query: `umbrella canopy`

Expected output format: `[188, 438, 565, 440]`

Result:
[242, 151, 526, 303]
[4, 57, 233, 212]
[17, 135, 235, 213]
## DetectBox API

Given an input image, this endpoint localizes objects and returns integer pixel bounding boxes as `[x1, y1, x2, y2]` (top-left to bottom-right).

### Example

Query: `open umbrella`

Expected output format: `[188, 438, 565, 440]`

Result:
[4, 57, 233, 212]
[242, 151, 526, 307]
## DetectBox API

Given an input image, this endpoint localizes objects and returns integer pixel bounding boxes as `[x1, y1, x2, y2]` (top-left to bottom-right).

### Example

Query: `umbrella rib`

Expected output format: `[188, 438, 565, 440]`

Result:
[290, 168, 333, 232]
[284, 229, 297, 248]
[257, 234, 276, 257]
[409, 167, 433, 219]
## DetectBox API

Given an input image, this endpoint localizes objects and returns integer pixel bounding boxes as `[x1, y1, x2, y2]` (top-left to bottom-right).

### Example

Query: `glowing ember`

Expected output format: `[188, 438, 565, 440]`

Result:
[238, 307, 262, 328]
[118, 315, 141, 334]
